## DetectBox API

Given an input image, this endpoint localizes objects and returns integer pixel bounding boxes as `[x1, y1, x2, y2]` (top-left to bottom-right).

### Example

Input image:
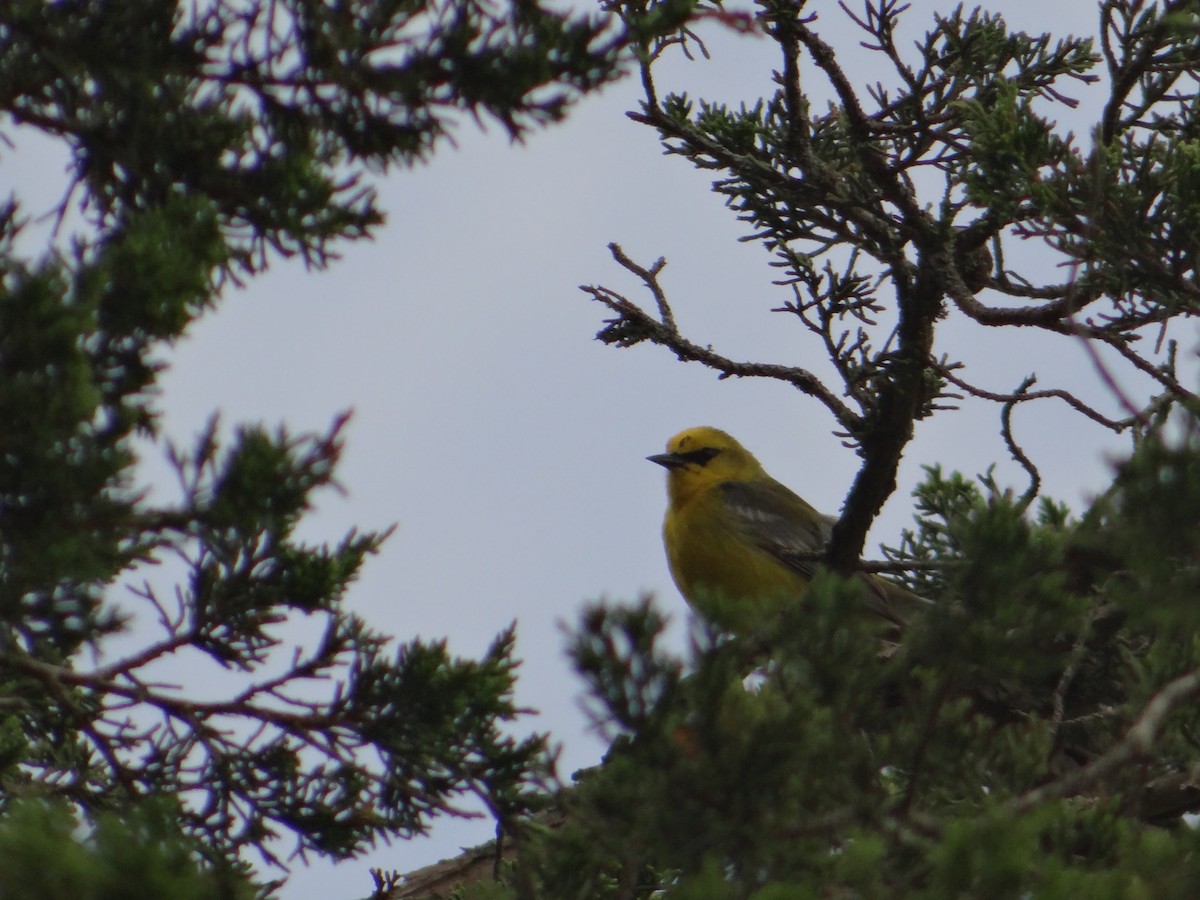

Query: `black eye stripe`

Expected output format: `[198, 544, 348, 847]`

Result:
[679, 447, 721, 466]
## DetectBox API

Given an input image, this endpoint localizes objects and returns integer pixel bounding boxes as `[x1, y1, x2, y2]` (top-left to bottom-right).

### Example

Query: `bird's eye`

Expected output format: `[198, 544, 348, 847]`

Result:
[679, 447, 721, 466]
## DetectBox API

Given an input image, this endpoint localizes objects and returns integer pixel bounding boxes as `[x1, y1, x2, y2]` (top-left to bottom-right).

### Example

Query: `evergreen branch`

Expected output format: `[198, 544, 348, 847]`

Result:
[792, 15, 923, 224]
[931, 362, 1139, 432]
[581, 243, 863, 431]
[1005, 665, 1200, 816]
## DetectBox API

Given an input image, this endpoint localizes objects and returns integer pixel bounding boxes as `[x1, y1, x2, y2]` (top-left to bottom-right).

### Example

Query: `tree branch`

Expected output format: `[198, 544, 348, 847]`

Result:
[581, 244, 864, 430]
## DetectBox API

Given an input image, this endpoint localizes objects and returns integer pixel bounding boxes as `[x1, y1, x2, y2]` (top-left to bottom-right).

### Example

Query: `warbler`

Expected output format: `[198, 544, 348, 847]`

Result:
[648, 426, 925, 634]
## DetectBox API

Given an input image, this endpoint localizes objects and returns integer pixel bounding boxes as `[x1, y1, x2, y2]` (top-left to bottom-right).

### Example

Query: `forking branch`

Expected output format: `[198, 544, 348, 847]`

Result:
[584, 0, 1200, 568]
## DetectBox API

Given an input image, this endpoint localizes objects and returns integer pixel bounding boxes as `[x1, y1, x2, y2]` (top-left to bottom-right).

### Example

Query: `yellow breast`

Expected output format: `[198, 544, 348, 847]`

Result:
[663, 487, 808, 632]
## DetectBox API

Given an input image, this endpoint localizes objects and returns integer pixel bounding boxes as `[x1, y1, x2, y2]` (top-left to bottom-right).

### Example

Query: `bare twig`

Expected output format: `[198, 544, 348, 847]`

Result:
[581, 244, 864, 431]
[1001, 377, 1041, 511]
[1006, 665, 1200, 816]
[932, 363, 1134, 432]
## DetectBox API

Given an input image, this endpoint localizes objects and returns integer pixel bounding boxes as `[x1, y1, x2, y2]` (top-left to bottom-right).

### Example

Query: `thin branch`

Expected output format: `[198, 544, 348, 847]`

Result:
[1047, 600, 1105, 756]
[608, 243, 675, 333]
[582, 244, 863, 431]
[793, 16, 923, 224]
[1001, 378, 1041, 511]
[932, 363, 1134, 432]
[1075, 321, 1193, 420]
[1005, 665, 1200, 816]
[947, 275, 1089, 327]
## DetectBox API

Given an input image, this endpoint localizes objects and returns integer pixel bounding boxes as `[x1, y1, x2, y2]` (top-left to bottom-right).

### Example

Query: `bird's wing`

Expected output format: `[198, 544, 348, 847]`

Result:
[717, 479, 834, 582]
[719, 479, 925, 630]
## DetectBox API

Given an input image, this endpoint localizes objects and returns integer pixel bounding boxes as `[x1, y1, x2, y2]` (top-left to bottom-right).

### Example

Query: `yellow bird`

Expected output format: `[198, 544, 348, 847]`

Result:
[648, 426, 924, 635]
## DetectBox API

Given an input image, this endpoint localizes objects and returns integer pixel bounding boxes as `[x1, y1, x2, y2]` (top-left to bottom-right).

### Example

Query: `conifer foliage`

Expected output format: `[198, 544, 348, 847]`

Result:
[0, 0, 651, 894]
[538, 1, 1200, 896]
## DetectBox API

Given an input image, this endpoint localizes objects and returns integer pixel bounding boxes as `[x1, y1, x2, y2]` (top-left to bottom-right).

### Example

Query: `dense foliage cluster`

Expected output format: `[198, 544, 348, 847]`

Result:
[5, 0, 1200, 897]
[0, 0, 651, 894]
[518, 0, 1200, 896]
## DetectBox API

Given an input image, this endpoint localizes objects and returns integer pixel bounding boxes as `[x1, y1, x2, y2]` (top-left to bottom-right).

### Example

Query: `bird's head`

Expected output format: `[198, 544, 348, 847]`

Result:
[648, 426, 767, 505]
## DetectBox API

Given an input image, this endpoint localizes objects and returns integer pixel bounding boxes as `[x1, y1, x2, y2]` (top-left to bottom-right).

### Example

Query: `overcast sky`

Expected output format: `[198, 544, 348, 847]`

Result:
[6, 2, 1188, 897]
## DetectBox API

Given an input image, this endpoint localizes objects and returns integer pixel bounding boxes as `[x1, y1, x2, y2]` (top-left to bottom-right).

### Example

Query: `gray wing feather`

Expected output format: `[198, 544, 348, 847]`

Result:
[718, 480, 834, 581]
[718, 479, 927, 630]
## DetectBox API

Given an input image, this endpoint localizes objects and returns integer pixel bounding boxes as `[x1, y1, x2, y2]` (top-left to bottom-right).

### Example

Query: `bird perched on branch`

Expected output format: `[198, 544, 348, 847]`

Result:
[648, 426, 927, 635]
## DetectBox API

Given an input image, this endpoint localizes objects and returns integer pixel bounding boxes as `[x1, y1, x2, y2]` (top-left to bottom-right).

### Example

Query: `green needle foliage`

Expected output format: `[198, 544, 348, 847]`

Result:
[10, 0, 1200, 897]
[494, 430, 1200, 897]
[0, 0, 685, 895]
[472, 1, 1200, 897]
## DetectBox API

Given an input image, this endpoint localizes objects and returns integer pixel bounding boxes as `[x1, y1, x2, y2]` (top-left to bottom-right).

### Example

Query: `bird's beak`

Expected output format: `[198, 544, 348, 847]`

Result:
[647, 452, 687, 470]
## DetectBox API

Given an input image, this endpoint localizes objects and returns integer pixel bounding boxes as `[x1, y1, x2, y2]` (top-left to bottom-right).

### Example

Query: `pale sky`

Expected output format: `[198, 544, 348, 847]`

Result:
[5, 2, 1185, 897]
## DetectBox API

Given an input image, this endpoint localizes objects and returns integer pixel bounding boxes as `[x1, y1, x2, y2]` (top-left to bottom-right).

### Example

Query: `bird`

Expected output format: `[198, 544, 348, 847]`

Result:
[648, 426, 926, 635]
